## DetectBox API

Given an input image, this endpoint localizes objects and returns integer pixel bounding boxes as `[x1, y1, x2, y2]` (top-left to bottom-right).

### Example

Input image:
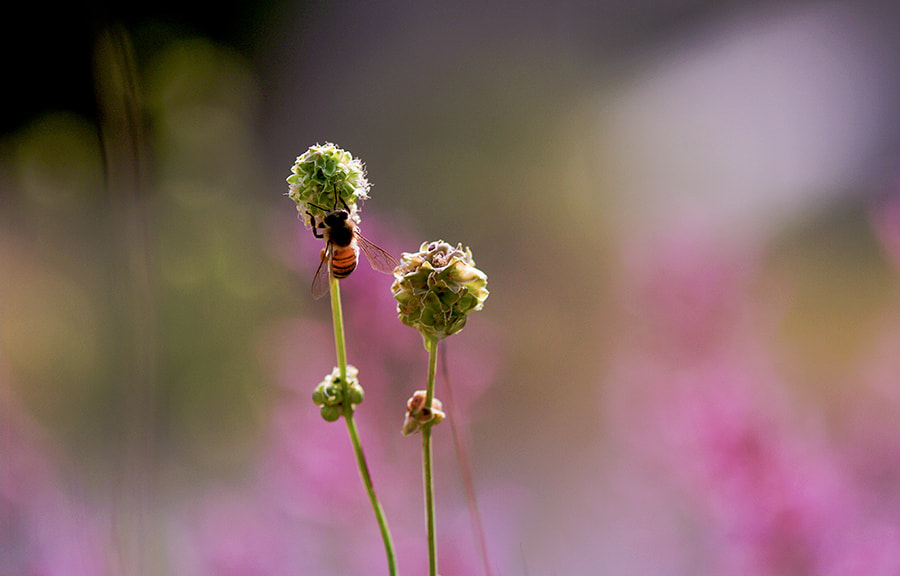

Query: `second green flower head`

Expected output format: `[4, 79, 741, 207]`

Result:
[391, 240, 489, 341]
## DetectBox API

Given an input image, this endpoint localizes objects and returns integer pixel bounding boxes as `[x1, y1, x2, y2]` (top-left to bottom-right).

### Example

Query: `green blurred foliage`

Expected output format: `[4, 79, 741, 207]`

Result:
[765, 202, 898, 390]
[0, 35, 298, 483]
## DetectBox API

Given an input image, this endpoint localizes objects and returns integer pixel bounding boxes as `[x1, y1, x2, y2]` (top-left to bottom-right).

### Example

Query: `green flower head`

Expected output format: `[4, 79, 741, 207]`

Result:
[391, 240, 489, 341]
[312, 365, 364, 422]
[286, 143, 370, 228]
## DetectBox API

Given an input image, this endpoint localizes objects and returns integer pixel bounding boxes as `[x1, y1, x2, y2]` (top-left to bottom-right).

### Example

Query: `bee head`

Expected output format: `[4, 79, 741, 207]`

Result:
[322, 209, 350, 227]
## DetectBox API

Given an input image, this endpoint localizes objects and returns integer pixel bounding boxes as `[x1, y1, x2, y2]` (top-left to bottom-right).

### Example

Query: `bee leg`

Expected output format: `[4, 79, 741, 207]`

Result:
[307, 211, 324, 239]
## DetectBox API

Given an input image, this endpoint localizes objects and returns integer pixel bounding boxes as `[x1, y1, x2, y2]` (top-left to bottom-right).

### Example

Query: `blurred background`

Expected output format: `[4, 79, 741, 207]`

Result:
[4, 0, 900, 574]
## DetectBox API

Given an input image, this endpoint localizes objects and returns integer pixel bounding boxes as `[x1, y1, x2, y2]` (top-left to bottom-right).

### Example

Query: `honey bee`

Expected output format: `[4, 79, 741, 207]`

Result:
[307, 200, 398, 299]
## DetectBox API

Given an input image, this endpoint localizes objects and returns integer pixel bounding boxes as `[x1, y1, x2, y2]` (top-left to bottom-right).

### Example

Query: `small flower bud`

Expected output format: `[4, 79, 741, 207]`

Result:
[401, 390, 446, 436]
[348, 382, 364, 406]
[312, 381, 342, 407]
[391, 240, 489, 341]
[286, 142, 370, 228]
[311, 365, 364, 422]
[319, 405, 342, 422]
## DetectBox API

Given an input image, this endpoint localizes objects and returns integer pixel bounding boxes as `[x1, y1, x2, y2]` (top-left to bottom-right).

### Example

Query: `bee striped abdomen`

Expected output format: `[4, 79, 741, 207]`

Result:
[330, 243, 359, 278]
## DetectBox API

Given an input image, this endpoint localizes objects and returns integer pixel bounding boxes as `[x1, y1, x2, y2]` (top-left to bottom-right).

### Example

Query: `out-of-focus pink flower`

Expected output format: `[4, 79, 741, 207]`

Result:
[828, 201, 900, 573]
[605, 226, 900, 575]
[1, 361, 111, 576]
[172, 486, 299, 576]
[871, 191, 900, 275]
[615, 227, 757, 361]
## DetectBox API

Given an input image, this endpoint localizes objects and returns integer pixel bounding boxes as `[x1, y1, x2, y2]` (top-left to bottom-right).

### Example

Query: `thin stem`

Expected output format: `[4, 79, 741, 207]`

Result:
[422, 335, 440, 576]
[329, 275, 348, 386]
[345, 415, 397, 576]
[440, 344, 493, 576]
[423, 335, 439, 408]
[329, 276, 397, 576]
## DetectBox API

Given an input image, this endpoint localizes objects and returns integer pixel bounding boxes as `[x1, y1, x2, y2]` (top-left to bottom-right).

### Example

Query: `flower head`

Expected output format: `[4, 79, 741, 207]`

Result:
[286, 143, 370, 228]
[401, 390, 446, 436]
[312, 365, 364, 422]
[391, 240, 489, 341]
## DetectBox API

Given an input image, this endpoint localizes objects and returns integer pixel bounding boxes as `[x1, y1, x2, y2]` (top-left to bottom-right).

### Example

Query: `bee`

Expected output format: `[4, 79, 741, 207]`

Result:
[307, 199, 398, 299]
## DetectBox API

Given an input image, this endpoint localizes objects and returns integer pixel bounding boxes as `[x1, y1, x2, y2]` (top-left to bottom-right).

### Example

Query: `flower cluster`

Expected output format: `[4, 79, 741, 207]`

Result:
[391, 240, 489, 341]
[312, 365, 364, 422]
[286, 143, 370, 228]
[401, 390, 446, 437]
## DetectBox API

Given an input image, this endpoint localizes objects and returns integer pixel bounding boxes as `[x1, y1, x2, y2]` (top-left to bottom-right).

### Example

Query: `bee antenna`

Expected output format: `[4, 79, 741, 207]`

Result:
[307, 182, 351, 214]
[330, 180, 352, 212]
[331, 181, 341, 210]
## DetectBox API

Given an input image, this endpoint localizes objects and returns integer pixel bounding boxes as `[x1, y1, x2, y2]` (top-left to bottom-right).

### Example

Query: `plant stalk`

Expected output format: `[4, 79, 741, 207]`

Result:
[422, 335, 440, 576]
[329, 275, 397, 576]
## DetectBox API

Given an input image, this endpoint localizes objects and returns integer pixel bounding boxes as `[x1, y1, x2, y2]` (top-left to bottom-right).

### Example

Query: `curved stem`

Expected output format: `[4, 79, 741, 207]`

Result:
[422, 335, 440, 576]
[345, 415, 397, 576]
[329, 276, 397, 576]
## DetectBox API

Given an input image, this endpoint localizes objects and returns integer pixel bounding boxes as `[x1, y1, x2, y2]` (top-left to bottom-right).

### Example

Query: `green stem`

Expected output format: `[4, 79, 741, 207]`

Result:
[422, 335, 440, 576]
[329, 276, 397, 576]
[345, 415, 396, 576]
[329, 275, 349, 385]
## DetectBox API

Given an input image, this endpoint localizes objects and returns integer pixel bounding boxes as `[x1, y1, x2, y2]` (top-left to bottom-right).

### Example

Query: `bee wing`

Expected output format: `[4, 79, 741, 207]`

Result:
[311, 243, 333, 300]
[356, 233, 399, 274]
